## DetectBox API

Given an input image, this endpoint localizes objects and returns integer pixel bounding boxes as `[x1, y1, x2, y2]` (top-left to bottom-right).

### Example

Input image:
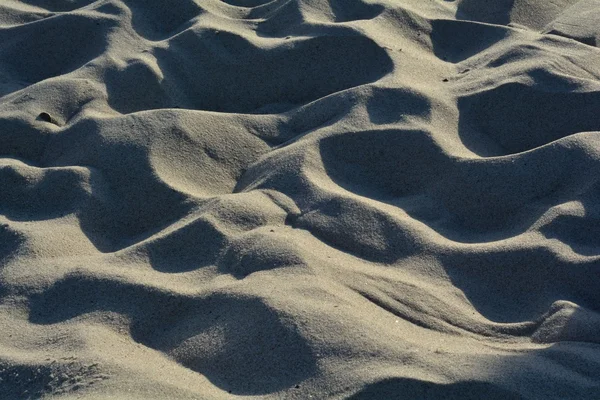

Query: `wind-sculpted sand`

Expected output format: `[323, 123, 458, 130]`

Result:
[0, 0, 599, 398]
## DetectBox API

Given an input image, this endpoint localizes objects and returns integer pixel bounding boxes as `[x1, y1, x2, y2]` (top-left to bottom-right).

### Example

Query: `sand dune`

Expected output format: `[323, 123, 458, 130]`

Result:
[0, 0, 599, 398]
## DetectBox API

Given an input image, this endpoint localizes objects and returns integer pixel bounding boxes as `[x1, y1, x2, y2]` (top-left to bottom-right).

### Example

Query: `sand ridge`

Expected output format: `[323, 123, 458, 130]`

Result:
[0, 0, 599, 398]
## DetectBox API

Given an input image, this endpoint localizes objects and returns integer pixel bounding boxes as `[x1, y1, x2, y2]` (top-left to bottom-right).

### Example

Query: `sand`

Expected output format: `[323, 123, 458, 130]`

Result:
[0, 0, 599, 398]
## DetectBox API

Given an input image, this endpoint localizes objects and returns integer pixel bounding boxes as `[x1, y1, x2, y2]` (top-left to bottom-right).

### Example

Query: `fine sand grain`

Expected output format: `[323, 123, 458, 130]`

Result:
[0, 0, 599, 399]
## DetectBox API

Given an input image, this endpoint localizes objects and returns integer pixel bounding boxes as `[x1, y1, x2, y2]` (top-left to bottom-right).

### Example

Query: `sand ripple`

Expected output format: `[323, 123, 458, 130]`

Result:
[0, 0, 599, 398]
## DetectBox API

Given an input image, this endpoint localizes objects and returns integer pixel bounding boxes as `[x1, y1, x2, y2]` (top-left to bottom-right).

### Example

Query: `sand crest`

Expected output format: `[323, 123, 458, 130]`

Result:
[0, 0, 599, 399]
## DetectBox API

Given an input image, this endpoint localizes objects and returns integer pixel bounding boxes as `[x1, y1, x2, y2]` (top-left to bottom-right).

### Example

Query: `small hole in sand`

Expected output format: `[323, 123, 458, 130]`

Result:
[38, 112, 58, 125]
[38, 112, 52, 122]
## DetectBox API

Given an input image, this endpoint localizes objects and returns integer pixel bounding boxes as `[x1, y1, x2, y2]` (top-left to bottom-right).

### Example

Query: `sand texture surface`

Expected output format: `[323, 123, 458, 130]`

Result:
[0, 0, 600, 398]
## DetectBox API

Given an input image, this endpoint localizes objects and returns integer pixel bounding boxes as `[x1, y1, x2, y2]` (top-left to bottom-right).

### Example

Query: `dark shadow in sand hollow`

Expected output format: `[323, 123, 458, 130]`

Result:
[430, 18, 509, 63]
[28, 274, 318, 395]
[151, 30, 393, 114]
[348, 342, 600, 400]
[348, 377, 523, 400]
[456, 81, 600, 156]
[456, 0, 515, 26]
[318, 127, 600, 323]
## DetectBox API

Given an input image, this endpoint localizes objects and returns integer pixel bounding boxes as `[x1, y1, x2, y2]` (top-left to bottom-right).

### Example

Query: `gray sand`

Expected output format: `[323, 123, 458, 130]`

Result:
[0, 0, 599, 398]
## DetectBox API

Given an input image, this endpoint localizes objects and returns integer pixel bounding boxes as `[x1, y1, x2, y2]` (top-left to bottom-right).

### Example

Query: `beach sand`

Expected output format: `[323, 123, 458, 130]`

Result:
[0, 0, 600, 398]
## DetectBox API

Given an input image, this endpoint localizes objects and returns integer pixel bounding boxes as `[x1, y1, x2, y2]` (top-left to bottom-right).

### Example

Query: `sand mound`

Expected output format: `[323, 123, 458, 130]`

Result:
[0, 0, 599, 399]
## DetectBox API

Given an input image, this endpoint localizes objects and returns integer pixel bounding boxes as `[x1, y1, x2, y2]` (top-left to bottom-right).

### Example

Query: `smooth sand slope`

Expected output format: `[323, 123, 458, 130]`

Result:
[0, 0, 600, 398]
